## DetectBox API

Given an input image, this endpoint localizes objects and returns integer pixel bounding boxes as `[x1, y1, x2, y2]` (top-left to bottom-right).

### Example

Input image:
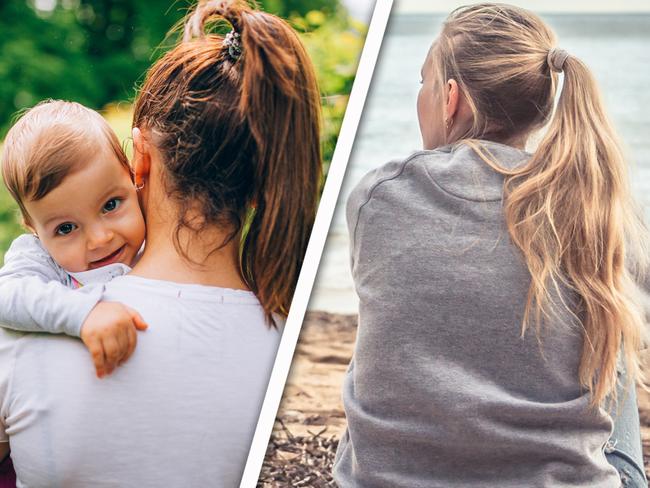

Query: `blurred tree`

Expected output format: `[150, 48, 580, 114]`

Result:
[76, 0, 139, 103]
[261, 0, 339, 17]
[0, 0, 346, 136]
[0, 1, 96, 129]
[0, 0, 191, 136]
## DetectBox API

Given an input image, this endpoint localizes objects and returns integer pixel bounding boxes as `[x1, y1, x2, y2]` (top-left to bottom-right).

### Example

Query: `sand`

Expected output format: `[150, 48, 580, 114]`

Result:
[259, 311, 650, 486]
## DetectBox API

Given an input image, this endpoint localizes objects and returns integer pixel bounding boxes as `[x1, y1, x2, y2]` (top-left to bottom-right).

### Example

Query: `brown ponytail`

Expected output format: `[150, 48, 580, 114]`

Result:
[133, 0, 321, 323]
[236, 3, 322, 320]
[433, 3, 649, 406]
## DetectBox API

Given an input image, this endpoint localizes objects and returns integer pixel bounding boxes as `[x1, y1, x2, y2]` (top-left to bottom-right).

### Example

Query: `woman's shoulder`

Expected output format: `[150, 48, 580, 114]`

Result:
[350, 142, 530, 205]
[344, 150, 449, 243]
[346, 150, 445, 216]
[104, 275, 261, 306]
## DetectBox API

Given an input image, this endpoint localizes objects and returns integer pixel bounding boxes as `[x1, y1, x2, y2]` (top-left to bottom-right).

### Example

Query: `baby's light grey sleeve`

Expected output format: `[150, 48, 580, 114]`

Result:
[0, 235, 102, 337]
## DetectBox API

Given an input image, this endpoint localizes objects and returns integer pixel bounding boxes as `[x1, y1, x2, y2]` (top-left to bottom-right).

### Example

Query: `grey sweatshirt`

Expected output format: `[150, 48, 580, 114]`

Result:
[333, 141, 621, 487]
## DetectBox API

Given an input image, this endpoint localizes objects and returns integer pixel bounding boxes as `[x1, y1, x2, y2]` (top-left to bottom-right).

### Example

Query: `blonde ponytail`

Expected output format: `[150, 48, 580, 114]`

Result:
[503, 54, 648, 406]
[435, 3, 649, 406]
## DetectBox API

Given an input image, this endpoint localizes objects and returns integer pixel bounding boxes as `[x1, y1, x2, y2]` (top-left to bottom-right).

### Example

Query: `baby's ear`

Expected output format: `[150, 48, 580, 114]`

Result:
[22, 216, 37, 237]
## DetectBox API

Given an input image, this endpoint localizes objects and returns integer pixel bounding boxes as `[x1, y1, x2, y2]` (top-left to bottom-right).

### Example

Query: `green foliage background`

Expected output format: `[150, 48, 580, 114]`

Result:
[0, 0, 366, 260]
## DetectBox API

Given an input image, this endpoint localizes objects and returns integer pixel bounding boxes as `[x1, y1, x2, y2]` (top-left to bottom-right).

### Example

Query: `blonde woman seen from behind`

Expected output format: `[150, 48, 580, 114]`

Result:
[334, 4, 648, 487]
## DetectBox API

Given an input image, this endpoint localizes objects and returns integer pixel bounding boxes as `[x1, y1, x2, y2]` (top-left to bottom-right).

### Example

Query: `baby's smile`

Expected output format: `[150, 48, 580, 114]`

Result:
[88, 245, 127, 270]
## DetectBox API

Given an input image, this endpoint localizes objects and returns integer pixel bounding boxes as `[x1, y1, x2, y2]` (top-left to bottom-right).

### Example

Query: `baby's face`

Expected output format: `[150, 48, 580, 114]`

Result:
[23, 147, 146, 273]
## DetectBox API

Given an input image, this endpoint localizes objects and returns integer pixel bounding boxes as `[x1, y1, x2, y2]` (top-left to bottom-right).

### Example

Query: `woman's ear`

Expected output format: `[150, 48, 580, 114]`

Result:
[445, 79, 460, 120]
[132, 127, 151, 187]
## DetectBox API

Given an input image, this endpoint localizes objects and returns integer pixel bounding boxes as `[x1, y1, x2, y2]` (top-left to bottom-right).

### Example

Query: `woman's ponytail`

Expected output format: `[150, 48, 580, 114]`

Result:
[236, 5, 322, 321]
[134, 0, 321, 325]
[502, 54, 648, 406]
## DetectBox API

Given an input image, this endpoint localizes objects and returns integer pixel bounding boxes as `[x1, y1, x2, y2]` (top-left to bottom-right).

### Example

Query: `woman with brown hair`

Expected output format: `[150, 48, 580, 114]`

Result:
[0, 0, 320, 486]
[335, 3, 647, 487]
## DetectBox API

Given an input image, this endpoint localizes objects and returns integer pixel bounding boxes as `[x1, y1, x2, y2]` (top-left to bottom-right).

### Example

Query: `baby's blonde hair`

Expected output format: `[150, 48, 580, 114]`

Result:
[432, 3, 649, 407]
[1, 100, 131, 225]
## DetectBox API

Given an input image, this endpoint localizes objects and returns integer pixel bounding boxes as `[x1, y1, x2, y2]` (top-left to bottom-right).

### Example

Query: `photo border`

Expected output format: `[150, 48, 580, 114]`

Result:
[238, 1, 395, 485]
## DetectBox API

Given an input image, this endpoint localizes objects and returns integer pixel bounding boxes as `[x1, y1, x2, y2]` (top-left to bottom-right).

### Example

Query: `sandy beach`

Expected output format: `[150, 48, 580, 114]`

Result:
[259, 311, 650, 486]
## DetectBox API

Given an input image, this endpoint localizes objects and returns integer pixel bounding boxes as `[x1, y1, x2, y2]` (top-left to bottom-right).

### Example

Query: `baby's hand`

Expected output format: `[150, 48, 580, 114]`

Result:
[80, 302, 148, 378]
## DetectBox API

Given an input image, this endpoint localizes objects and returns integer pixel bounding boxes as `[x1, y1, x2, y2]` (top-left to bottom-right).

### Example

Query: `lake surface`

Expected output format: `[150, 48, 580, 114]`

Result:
[309, 11, 650, 313]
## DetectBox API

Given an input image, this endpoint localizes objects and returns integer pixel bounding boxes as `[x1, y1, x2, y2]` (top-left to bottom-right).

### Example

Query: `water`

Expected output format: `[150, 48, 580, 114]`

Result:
[308, 11, 650, 313]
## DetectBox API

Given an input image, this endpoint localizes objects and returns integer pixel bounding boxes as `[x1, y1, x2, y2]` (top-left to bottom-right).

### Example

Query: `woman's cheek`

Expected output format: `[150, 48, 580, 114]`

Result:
[417, 89, 430, 148]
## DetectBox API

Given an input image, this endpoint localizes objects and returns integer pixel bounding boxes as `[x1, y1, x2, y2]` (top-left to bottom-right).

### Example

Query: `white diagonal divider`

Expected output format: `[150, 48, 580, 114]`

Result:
[238, 0, 394, 485]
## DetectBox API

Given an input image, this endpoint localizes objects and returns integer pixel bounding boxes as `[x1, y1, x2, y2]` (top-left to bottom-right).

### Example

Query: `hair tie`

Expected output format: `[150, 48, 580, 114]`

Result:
[223, 30, 242, 60]
[547, 47, 569, 73]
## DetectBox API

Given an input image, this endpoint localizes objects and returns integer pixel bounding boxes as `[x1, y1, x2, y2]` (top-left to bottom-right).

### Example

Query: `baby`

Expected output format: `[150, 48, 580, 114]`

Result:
[0, 100, 147, 378]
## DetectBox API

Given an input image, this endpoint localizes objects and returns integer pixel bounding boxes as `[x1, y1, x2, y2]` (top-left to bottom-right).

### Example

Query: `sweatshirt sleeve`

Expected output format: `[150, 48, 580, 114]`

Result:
[0, 235, 102, 337]
[346, 157, 412, 273]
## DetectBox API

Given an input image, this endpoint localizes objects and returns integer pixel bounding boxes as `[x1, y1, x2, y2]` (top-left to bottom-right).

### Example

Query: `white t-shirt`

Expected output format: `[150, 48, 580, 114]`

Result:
[0, 275, 282, 487]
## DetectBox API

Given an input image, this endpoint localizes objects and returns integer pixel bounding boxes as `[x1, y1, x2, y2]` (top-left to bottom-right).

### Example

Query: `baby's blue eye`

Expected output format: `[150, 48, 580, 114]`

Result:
[56, 223, 77, 236]
[103, 198, 122, 213]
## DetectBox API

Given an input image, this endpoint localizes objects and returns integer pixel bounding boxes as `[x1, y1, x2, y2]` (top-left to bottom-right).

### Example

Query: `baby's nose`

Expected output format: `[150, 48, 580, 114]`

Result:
[87, 225, 114, 249]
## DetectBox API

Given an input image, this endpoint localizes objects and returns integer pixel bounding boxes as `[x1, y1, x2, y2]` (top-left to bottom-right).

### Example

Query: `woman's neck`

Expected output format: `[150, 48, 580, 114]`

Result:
[131, 211, 248, 290]
[501, 133, 527, 150]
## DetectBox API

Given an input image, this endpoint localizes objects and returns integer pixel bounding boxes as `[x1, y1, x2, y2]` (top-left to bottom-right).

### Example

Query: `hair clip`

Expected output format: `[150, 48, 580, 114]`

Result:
[224, 30, 242, 60]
